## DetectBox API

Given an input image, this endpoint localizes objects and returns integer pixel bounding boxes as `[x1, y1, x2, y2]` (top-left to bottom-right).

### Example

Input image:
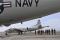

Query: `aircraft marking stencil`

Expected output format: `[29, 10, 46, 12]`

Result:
[0, 0, 39, 14]
[0, 0, 4, 14]
[0, 0, 11, 14]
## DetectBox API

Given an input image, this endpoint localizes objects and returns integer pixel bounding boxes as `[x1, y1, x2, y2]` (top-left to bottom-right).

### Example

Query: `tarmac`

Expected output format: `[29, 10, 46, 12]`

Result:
[0, 31, 60, 40]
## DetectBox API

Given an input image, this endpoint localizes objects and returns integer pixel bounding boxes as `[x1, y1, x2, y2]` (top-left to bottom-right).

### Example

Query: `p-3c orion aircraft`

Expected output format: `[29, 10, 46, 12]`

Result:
[5, 20, 48, 35]
[0, 0, 60, 26]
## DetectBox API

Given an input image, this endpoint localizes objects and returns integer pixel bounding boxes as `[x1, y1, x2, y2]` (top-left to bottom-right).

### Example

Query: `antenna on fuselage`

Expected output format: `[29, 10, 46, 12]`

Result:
[37, 20, 41, 25]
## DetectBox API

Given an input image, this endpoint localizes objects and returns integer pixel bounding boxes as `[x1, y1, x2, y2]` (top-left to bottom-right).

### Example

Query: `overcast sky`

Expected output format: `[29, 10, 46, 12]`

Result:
[0, 12, 60, 32]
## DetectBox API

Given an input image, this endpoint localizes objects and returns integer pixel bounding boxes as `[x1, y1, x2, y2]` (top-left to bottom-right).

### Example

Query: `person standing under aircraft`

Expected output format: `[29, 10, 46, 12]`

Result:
[41, 30, 44, 35]
[39, 30, 41, 35]
[35, 30, 36, 35]
[45, 30, 47, 35]
[41, 30, 43, 35]
[51, 29, 54, 35]
[48, 29, 50, 35]
[27, 27, 28, 31]
[46, 30, 48, 35]
[37, 30, 40, 35]
[54, 29, 56, 35]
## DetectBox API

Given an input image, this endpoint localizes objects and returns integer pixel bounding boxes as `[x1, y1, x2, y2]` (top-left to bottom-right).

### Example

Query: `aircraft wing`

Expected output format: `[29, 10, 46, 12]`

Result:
[0, 0, 60, 26]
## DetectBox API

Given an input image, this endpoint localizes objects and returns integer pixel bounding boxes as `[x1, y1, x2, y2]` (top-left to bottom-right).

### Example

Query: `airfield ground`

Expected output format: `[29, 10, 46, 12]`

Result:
[0, 32, 60, 40]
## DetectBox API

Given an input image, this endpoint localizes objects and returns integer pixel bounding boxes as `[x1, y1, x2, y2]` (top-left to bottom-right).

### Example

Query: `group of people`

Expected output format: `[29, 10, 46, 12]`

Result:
[35, 29, 56, 35]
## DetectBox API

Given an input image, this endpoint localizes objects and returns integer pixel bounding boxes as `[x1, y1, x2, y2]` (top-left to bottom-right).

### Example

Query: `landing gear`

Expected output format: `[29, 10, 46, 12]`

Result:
[5, 32, 8, 36]
[18, 31, 23, 35]
[21, 21, 23, 24]
[17, 30, 23, 35]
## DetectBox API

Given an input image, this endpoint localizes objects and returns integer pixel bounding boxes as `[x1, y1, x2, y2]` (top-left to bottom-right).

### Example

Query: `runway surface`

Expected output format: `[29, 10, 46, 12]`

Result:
[0, 32, 60, 40]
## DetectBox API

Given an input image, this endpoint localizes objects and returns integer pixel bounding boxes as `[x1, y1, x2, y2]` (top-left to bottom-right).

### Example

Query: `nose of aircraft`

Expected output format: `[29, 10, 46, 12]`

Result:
[0, 0, 4, 14]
